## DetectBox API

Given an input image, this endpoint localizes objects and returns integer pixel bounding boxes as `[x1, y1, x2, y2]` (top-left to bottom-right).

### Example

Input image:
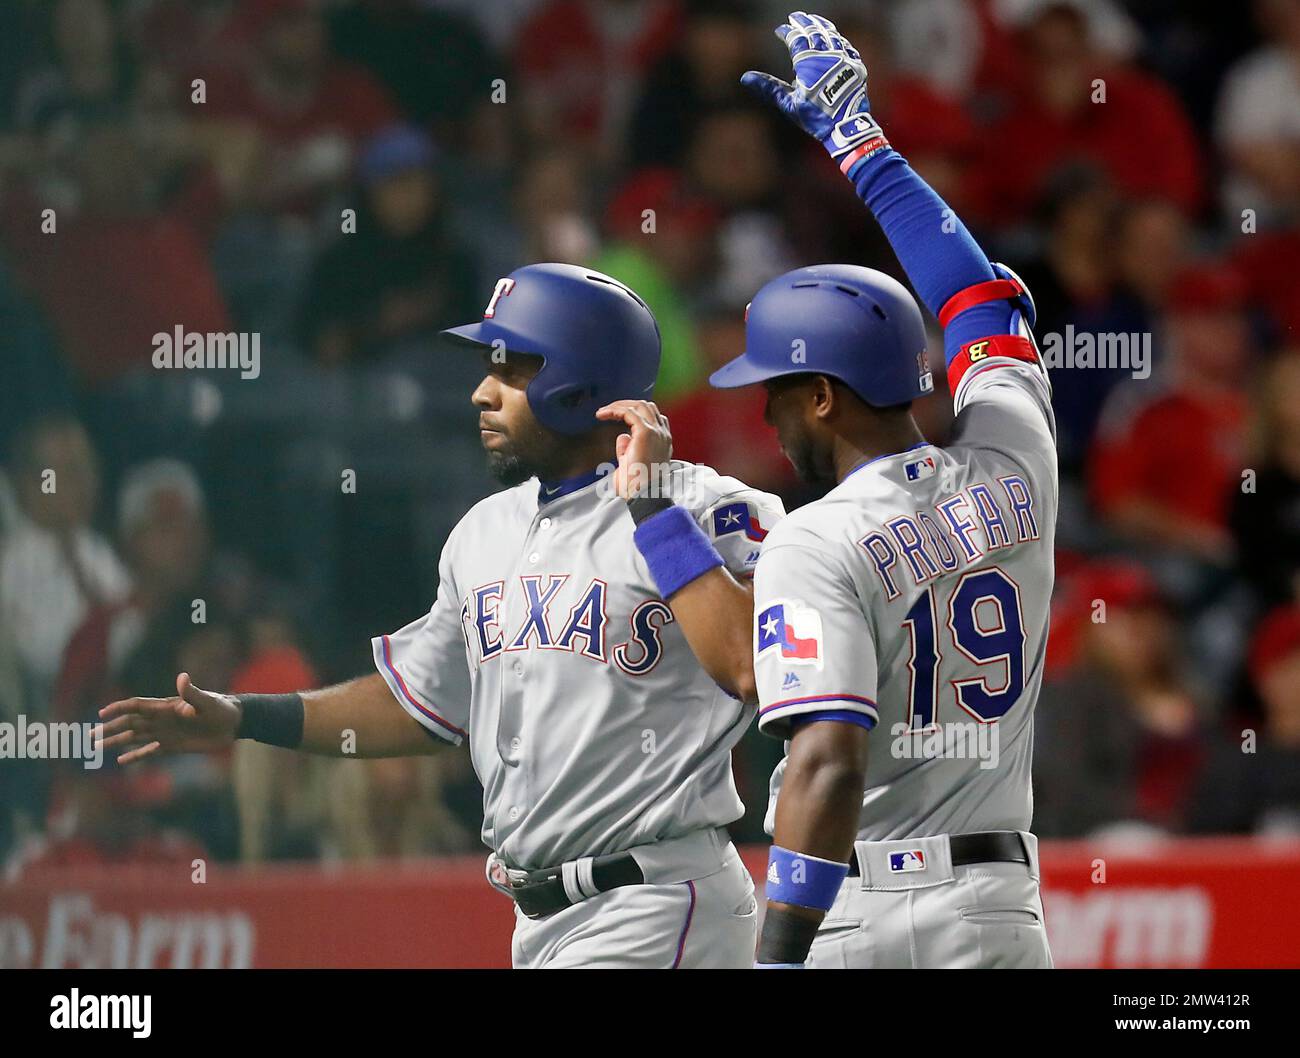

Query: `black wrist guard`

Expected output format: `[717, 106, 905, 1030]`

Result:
[756, 905, 823, 966]
[626, 495, 673, 525]
[235, 693, 305, 748]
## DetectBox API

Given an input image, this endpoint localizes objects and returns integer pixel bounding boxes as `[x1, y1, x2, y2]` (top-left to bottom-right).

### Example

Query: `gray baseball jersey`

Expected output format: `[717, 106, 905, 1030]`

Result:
[754, 356, 1057, 840]
[373, 461, 785, 870]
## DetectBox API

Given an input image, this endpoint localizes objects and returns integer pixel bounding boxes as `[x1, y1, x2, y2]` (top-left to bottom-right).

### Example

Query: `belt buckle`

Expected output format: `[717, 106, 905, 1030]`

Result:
[489, 857, 560, 919]
[490, 854, 599, 920]
[487, 855, 533, 895]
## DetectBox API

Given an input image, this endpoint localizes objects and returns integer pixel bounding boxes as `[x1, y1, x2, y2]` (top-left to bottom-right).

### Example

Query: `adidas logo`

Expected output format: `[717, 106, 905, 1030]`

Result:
[782, 672, 802, 690]
[767, 862, 780, 885]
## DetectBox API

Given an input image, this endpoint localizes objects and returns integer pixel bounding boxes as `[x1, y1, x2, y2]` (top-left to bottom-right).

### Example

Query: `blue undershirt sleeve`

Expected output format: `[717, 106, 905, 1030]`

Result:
[847, 148, 1013, 362]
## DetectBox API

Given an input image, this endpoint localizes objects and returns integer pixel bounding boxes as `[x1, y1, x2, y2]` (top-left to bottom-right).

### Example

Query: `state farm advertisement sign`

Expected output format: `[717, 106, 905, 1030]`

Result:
[0, 892, 255, 969]
[0, 858, 513, 969]
[1036, 838, 1300, 968]
[2, 839, 1297, 968]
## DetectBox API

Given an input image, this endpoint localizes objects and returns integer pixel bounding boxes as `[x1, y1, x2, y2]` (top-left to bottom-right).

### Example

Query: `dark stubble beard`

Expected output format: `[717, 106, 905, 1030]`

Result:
[784, 424, 834, 486]
[484, 417, 567, 487]
[486, 448, 534, 487]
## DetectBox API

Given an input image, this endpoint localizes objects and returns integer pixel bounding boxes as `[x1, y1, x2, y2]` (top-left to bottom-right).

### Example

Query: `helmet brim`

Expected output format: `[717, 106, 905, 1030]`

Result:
[709, 352, 810, 389]
[438, 322, 546, 363]
[438, 323, 493, 349]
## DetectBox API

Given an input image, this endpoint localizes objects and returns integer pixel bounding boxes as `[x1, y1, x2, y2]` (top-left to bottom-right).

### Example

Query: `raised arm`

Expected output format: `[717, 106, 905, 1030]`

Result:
[742, 12, 1039, 375]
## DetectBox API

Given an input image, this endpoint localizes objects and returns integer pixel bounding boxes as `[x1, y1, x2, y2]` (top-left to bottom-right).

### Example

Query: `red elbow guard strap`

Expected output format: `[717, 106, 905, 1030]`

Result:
[947, 334, 1038, 392]
[938, 278, 1026, 329]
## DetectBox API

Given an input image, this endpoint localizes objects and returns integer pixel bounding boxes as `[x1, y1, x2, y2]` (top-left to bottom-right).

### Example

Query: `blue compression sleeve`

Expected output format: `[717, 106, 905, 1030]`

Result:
[848, 148, 1012, 362]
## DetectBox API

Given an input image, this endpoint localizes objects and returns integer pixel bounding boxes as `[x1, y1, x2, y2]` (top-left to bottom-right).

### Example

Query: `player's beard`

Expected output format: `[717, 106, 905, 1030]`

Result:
[483, 418, 567, 487]
[485, 447, 534, 487]
[783, 425, 834, 486]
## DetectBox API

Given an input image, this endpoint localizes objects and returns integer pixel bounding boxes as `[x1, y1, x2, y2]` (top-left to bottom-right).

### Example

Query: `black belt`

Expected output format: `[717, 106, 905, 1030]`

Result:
[498, 851, 646, 920]
[844, 831, 1029, 877]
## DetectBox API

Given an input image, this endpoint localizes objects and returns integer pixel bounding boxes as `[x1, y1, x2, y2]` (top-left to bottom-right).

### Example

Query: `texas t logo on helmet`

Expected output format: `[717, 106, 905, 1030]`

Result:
[483, 277, 516, 318]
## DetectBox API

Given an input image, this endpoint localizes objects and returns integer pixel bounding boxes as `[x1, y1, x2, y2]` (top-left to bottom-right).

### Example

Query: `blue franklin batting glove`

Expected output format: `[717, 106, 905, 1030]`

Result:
[741, 11, 888, 179]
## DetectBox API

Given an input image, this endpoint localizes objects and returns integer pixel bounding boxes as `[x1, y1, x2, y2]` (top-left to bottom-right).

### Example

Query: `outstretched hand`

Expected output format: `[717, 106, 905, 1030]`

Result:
[95, 672, 242, 765]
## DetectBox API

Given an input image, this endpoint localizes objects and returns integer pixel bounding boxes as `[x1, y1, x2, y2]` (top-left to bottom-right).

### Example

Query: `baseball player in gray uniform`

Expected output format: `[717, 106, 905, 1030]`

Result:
[709, 12, 1057, 968]
[98, 263, 785, 968]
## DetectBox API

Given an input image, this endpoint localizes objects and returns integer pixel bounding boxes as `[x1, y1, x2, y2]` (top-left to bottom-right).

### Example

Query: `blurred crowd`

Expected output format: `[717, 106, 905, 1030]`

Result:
[2, 0, 1300, 873]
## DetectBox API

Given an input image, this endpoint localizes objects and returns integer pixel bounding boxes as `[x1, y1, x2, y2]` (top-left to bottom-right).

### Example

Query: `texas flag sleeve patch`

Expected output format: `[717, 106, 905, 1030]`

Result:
[756, 600, 824, 668]
[712, 501, 769, 543]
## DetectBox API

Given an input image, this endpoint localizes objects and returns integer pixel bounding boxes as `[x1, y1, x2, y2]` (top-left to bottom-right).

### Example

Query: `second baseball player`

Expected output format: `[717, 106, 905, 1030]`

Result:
[713, 10, 1057, 969]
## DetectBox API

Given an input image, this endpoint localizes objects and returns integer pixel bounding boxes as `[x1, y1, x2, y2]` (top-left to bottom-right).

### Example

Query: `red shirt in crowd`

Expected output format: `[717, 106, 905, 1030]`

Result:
[1089, 389, 1246, 532]
[1, 183, 232, 387]
[664, 387, 794, 497]
[876, 74, 978, 161]
[512, 0, 682, 143]
[230, 643, 318, 697]
[204, 64, 395, 148]
[974, 67, 1203, 224]
[1231, 229, 1300, 341]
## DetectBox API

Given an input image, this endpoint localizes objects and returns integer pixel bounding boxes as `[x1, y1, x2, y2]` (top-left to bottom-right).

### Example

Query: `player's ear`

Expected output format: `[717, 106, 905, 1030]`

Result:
[811, 375, 838, 421]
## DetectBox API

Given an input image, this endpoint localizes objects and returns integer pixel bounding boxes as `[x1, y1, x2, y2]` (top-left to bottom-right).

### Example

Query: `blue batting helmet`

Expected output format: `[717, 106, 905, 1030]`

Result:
[709, 265, 933, 406]
[440, 263, 661, 435]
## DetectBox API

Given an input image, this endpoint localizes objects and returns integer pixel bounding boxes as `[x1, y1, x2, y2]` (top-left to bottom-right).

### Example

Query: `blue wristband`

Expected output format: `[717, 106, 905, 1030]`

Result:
[765, 845, 850, 912]
[632, 504, 724, 599]
[754, 962, 805, 969]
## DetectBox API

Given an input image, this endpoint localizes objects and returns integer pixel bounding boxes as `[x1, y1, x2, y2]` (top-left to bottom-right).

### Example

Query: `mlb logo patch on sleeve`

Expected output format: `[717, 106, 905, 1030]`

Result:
[756, 600, 823, 668]
[888, 850, 926, 873]
[904, 454, 936, 482]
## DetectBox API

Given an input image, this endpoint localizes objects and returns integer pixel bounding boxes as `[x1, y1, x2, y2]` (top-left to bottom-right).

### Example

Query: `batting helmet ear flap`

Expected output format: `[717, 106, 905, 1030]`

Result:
[535, 379, 602, 417]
